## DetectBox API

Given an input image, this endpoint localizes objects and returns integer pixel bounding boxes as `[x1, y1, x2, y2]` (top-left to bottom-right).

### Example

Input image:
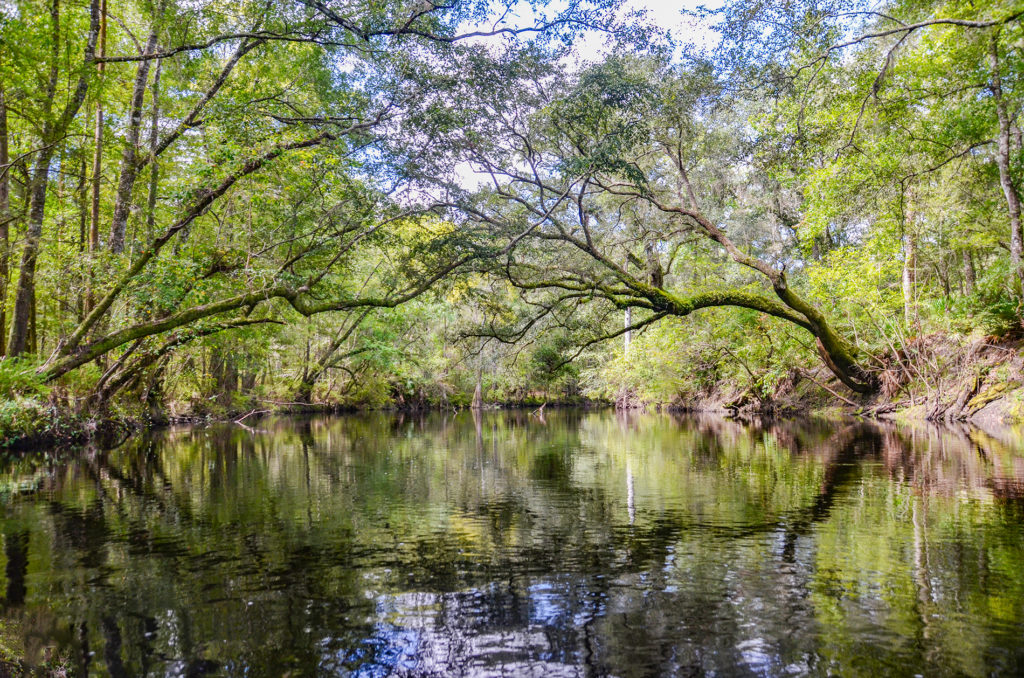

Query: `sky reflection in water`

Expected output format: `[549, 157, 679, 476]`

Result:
[1, 410, 1023, 676]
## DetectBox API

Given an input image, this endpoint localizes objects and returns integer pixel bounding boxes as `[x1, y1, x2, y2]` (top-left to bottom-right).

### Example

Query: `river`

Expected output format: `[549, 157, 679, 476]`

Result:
[1, 410, 1023, 676]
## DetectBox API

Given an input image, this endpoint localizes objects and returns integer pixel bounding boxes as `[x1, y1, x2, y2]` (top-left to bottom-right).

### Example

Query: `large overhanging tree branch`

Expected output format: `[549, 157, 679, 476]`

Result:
[479, 201, 852, 358]
[597, 180, 876, 393]
[56, 130, 342, 357]
[453, 59, 879, 393]
[479, 198, 819, 333]
[96, 0, 628, 63]
[42, 255, 468, 382]
[95, 318, 283, 403]
[42, 213, 487, 382]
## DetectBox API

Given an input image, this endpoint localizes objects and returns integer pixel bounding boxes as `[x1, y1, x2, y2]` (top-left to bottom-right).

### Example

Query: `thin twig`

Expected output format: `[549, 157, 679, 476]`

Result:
[235, 408, 269, 423]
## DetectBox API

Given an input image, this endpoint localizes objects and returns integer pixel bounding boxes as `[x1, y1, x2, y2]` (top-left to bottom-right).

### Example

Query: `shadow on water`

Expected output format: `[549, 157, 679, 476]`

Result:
[0, 411, 1023, 676]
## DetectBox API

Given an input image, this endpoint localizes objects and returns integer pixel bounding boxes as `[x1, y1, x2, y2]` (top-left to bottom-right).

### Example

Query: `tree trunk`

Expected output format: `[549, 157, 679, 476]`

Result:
[8, 0, 63, 357]
[145, 58, 161, 237]
[989, 32, 1024, 294]
[660, 161, 875, 393]
[471, 367, 483, 410]
[89, 0, 106, 253]
[76, 138, 89, 320]
[8, 150, 55, 356]
[145, 359, 168, 424]
[903, 229, 918, 328]
[963, 248, 976, 296]
[296, 380, 315, 404]
[624, 306, 632, 353]
[29, 292, 37, 356]
[108, 31, 159, 254]
[8, 0, 100, 355]
[209, 348, 238, 407]
[77, 143, 88, 253]
[240, 367, 257, 392]
[935, 260, 951, 302]
[0, 80, 9, 356]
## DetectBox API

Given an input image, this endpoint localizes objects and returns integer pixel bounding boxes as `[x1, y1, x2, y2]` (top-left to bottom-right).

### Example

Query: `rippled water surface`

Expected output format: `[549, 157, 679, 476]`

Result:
[3, 411, 1024, 676]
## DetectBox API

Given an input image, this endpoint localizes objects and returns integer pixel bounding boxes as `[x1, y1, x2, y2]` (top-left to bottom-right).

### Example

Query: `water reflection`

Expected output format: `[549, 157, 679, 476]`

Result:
[0, 412, 1023, 676]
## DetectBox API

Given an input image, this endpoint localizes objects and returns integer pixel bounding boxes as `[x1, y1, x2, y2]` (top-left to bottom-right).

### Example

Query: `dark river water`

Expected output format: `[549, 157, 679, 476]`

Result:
[2, 411, 1024, 676]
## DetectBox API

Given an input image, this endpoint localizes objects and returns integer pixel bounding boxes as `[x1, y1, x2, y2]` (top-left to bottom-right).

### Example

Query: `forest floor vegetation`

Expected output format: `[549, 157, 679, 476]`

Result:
[4, 334, 1024, 452]
[622, 333, 1024, 428]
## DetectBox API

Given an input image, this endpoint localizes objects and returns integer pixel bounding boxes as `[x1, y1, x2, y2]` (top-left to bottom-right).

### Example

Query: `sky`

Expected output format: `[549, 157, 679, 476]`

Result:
[575, 0, 722, 62]
[461, 0, 723, 63]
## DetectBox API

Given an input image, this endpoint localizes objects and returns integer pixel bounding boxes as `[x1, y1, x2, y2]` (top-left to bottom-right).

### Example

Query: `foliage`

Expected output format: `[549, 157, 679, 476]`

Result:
[0, 358, 49, 398]
[0, 0, 1022, 420]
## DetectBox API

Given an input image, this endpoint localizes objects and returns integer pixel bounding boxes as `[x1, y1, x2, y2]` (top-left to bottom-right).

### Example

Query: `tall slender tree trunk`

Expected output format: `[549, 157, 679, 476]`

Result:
[903, 229, 918, 329]
[989, 32, 1024, 294]
[29, 292, 37, 356]
[8, 0, 58, 356]
[8, 150, 55, 356]
[145, 58, 161, 237]
[89, 0, 106, 253]
[471, 367, 483, 410]
[84, 0, 105, 322]
[936, 257, 951, 302]
[9, 0, 100, 356]
[78, 146, 88, 253]
[108, 31, 159, 254]
[0, 80, 10, 356]
[76, 147, 89, 321]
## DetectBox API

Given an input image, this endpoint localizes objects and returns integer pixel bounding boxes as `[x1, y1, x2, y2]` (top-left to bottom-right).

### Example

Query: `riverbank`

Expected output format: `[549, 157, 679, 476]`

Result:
[620, 334, 1024, 427]
[0, 399, 137, 453]
[0, 396, 605, 451]
[3, 334, 1022, 451]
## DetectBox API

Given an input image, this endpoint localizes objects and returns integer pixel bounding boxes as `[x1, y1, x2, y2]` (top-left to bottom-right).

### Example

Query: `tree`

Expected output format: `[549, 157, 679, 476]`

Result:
[0, 0, 624, 407]
[449, 55, 879, 392]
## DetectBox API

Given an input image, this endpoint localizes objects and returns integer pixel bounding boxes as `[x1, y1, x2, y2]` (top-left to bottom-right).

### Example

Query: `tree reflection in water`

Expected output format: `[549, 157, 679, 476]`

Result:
[0, 411, 1022, 676]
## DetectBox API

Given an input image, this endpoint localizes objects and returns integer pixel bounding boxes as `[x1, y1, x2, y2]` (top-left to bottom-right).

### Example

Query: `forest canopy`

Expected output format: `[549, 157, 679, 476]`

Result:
[0, 0, 1023, 424]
